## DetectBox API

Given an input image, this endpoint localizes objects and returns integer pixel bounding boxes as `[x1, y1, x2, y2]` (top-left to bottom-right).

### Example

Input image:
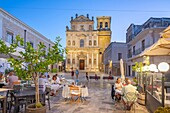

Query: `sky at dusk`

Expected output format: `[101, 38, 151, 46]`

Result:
[1, 0, 170, 47]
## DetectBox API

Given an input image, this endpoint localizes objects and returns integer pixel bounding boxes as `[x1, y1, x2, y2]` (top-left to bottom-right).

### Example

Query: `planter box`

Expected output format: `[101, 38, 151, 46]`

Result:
[26, 103, 46, 113]
[138, 93, 145, 105]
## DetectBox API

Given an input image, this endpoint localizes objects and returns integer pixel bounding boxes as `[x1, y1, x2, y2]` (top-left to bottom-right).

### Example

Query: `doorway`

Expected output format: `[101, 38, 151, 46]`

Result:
[79, 60, 85, 70]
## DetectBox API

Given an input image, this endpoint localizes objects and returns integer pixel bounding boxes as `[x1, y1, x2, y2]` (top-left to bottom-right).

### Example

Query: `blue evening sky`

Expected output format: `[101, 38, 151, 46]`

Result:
[1, 0, 170, 47]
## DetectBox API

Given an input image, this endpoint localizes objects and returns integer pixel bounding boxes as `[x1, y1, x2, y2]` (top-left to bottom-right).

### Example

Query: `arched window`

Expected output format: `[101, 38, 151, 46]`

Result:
[72, 41, 75, 46]
[94, 40, 97, 46]
[72, 59, 75, 64]
[100, 22, 103, 29]
[67, 59, 70, 64]
[89, 40, 92, 46]
[68, 40, 71, 46]
[105, 22, 108, 29]
[94, 59, 96, 65]
[80, 39, 84, 47]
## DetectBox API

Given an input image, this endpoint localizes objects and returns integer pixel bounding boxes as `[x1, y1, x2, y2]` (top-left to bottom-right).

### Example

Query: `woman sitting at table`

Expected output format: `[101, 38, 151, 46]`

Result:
[50, 75, 61, 96]
[114, 78, 123, 102]
[51, 74, 61, 84]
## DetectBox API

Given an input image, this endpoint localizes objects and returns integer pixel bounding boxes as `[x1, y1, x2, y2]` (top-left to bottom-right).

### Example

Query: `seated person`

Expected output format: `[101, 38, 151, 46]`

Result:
[95, 73, 98, 80]
[39, 75, 48, 92]
[114, 78, 123, 101]
[7, 71, 19, 88]
[108, 72, 113, 80]
[51, 74, 61, 84]
[121, 80, 138, 110]
[123, 78, 129, 86]
[50, 75, 61, 96]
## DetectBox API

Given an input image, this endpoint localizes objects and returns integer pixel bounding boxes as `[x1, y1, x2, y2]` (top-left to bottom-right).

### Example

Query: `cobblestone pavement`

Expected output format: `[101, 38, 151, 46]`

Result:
[47, 72, 149, 113]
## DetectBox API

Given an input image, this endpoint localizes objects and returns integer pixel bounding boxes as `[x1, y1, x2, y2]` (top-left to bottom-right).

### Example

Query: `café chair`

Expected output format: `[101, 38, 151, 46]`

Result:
[70, 86, 81, 102]
[123, 92, 138, 113]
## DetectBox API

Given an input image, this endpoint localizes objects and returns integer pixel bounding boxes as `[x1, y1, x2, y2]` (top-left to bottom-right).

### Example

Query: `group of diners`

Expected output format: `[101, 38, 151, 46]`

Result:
[0, 70, 64, 96]
[39, 73, 63, 96]
[0, 70, 19, 88]
[114, 77, 138, 110]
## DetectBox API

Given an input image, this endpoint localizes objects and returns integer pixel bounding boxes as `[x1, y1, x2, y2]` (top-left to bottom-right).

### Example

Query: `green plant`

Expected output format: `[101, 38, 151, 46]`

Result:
[0, 35, 65, 108]
[155, 107, 170, 113]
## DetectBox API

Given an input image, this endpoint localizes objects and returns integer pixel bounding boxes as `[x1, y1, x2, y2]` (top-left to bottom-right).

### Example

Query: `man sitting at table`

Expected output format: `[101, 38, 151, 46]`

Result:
[7, 70, 18, 88]
[121, 80, 138, 110]
[39, 74, 48, 92]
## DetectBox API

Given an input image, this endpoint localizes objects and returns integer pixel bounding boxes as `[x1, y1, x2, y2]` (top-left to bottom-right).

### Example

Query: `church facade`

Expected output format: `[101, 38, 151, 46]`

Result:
[66, 14, 111, 72]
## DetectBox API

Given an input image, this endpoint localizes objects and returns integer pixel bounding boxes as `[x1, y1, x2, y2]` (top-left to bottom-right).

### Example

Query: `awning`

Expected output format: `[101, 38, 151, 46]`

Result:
[140, 26, 170, 56]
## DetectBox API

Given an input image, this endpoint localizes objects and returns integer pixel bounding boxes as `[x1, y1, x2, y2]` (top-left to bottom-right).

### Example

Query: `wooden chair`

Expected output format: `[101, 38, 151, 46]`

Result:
[69, 86, 81, 102]
[13, 81, 21, 85]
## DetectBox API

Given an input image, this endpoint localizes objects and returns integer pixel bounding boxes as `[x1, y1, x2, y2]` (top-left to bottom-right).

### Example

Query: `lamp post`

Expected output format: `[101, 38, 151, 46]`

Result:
[149, 64, 157, 95]
[158, 62, 169, 107]
[142, 65, 150, 106]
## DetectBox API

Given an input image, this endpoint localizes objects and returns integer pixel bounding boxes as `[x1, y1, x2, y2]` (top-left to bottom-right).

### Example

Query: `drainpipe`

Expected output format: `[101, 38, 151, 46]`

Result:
[24, 30, 27, 48]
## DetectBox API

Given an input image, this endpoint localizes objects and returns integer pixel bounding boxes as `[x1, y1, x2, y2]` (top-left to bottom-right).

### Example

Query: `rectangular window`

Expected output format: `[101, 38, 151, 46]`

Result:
[128, 49, 132, 58]
[67, 59, 70, 64]
[72, 59, 75, 64]
[89, 40, 92, 46]
[6, 32, 13, 44]
[118, 53, 122, 60]
[94, 40, 97, 46]
[133, 46, 135, 55]
[89, 59, 91, 64]
[142, 40, 145, 51]
[30, 41, 34, 48]
[94, 59, 96, 65]
[80, 25, 84, 31]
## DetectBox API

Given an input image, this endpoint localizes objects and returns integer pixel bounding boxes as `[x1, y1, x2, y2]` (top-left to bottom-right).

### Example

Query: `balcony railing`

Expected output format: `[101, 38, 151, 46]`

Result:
[132, 44, 153, 56]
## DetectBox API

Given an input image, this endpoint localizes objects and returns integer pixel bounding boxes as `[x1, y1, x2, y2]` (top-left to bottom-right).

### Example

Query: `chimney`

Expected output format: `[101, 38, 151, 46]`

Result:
[87, 14, 89, 18]
[71, 17, 73, 21]
[76, 14, 78, 18]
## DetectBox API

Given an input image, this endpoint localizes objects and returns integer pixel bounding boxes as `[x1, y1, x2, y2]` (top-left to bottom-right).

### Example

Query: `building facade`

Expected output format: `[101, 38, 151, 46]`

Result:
[66, 14, 111, 72]
[126, 17, 170, 76]
[104, 42, 127, 76]
[0, 8, 56, 73]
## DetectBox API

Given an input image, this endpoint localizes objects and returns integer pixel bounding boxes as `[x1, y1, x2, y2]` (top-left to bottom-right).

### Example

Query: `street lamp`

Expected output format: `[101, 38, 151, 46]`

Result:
[158, 62, 169, 73]
[149, 64, 157, 72]
[149, 64, 157, 95]
[158, 62, 169, 107]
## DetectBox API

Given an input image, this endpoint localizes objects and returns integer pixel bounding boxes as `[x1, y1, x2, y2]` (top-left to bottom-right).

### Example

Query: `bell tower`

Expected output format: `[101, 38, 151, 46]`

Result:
[97, 16, 111, 71]
[97, 16, 111, 52]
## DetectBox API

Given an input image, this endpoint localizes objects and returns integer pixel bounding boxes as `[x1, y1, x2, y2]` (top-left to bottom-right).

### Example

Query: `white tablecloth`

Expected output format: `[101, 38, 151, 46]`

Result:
[62, 85, 89, 98]
[47, 84, 62, 92]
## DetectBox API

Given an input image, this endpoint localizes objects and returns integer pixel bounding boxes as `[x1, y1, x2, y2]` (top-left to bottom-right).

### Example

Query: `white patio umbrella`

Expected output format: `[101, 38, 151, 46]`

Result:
[120, 59, 125, 82]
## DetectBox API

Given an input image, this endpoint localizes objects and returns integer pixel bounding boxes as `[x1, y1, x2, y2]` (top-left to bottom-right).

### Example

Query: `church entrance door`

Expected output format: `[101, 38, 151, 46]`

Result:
[79, 60, 85, 70]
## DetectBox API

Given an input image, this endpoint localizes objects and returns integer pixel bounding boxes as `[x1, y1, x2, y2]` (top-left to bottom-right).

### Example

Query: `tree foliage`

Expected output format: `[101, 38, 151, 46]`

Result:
[0, 35, 65, 107]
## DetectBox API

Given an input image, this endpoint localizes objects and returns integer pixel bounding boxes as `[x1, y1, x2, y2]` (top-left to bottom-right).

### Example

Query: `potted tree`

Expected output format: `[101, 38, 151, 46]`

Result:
[132, 62, 146, 105]
[0, 35, 65, 112]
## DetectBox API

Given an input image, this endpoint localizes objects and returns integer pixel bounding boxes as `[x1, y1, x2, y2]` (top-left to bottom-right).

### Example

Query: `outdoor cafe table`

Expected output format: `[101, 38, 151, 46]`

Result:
[13, 90, 45, 113]
[62, 85, 89, 100]
[0, 88, 13, 113]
